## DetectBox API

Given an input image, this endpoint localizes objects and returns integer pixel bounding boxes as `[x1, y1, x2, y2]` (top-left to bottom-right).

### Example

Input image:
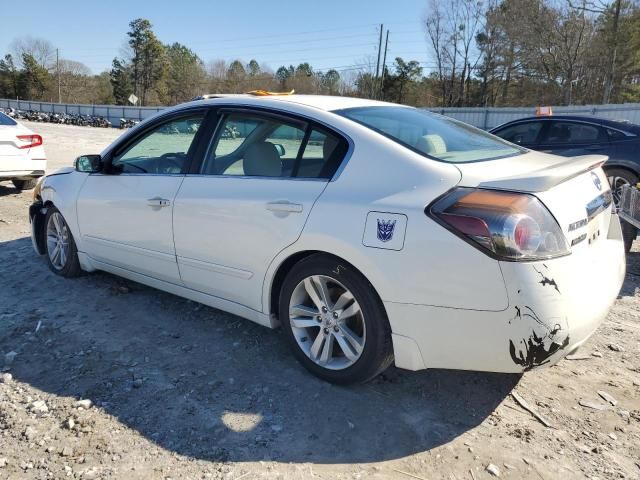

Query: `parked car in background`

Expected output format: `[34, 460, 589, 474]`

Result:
[30, 95, 625, 384]
[0, 111, 46, 190]
[490, 115, 640, 250]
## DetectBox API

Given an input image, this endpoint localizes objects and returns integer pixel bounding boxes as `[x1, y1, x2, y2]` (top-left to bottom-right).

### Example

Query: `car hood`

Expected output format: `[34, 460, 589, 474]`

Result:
[47, 166, 75, 177]
[455, 151, 607, 192]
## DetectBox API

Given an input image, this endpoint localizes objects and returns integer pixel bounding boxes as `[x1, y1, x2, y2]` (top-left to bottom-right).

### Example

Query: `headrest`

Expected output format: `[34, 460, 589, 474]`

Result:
[243, 142, 282, 177]
[417, 134, 447, 155]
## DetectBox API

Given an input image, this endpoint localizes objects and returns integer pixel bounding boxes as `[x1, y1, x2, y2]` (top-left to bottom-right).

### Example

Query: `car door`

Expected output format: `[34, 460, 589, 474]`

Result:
[173, 108, 348, 312]
[535, 120, 610, 156]
[491, 120, 544, 150]
[76, 111, 207, 284]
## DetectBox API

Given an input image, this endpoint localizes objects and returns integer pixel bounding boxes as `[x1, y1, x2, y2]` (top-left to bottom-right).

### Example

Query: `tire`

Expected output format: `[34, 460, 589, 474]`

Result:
[12, 178, 38, 191]
[622, 220, 637, 253]
[44, 206, 82, 277]
[605, 168, 638, 253]
[278, 254, 394, 384]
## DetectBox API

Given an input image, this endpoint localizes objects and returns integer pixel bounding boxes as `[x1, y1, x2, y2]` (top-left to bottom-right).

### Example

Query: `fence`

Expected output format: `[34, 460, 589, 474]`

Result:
[2, 98, 640, 130]
[432, 103, 640, 129]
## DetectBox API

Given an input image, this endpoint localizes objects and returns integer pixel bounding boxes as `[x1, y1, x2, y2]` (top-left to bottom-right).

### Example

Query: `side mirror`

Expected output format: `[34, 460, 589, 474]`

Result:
[75, 154, 103, 173]
[273, 144, 286, 157]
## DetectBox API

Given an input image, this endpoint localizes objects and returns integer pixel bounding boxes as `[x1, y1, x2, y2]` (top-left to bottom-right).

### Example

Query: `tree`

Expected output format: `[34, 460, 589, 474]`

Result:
[166, 43, 205, 104]
[10, 36, 55, 69]
[275, 65, 294, 88]
[21, 53, 50, 100]
[393, 57, 423, 103]
[110, 58, 132, 105]
[227, 60, 246, 90]
[125, 18, 166, 105]
[0, 54, 21, 98]
[247, 59, 261, 76]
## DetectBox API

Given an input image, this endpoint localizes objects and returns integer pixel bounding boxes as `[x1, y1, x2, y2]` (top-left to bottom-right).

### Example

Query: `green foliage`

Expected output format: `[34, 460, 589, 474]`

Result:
[110, 58, 132, 105]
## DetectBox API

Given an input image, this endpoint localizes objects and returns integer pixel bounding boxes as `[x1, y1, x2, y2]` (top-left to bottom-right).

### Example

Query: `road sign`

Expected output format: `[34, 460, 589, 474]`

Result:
[128, 94, 138, 105]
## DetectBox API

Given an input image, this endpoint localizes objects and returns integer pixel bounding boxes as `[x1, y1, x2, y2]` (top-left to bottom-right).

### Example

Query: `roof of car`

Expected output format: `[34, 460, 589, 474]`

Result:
[492, 115, 640, 132]
[192, 94, 402, 112]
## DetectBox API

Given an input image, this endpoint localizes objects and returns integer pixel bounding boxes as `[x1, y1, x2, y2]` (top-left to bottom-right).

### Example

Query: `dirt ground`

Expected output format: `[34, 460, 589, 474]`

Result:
[0, 122, 639, 480]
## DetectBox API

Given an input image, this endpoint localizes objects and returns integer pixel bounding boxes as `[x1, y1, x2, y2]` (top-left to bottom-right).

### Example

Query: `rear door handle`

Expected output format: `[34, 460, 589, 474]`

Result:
[147, 197, 171, 208]
[266, 201, 303, 213]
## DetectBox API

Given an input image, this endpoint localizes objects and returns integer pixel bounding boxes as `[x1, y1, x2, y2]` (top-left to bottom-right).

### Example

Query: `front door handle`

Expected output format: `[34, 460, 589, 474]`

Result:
[147, 197, 171, 208]
[266, 201, 303, 213]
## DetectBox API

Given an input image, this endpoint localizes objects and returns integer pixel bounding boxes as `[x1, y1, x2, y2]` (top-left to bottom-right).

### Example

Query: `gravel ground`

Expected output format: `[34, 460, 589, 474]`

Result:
[0, 122, 639, 480]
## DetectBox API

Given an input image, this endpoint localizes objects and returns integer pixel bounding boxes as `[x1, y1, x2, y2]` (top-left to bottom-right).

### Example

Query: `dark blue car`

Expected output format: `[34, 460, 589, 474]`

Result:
[490, 115, 640, 250]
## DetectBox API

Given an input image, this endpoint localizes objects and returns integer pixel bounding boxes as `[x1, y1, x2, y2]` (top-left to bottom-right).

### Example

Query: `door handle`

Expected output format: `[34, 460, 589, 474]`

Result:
[266, 201, 303, 213]
[147, 197, 171, 208]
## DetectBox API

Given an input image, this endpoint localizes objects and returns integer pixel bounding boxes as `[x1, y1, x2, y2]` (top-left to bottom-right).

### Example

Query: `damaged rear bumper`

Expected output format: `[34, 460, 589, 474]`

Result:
[386, 215, 626, 373]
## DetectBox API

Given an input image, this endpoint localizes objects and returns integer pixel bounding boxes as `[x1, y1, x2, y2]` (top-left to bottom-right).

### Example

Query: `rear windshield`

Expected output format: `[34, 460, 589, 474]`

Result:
[336, 106, 524, 163]
[0, 112, 17, 126]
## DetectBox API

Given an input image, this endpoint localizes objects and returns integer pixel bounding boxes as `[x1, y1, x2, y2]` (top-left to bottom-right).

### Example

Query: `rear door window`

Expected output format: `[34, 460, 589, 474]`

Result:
[539, 121, 608, 145]
[201, 111, 348, 179]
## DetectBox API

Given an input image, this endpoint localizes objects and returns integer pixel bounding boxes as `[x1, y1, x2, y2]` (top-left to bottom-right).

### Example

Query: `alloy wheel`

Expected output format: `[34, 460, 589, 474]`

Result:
[607, 174, 631, 207]
[46, 212, 70, 270]
[288, 275, 366, 370]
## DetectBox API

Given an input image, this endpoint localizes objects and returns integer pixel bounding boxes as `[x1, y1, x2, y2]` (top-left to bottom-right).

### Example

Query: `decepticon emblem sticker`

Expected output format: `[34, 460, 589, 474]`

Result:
[376, 219, 396, 242]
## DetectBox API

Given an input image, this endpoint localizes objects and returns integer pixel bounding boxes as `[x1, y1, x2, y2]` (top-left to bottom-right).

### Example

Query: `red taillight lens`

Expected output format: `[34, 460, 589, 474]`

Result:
[16, 134, 43, 149]
[429, 188, 569, 261]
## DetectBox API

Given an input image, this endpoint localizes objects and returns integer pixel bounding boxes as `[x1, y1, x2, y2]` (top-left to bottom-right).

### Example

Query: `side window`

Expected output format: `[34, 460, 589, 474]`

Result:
[297, 129, 346, 179]
[607, 128, 629, 141]
[541, 121, 607, 144]
[112, 115, 204, 174]
[201, 111, 348, 179]
[493, 122, 543, 145]
[202, 114, 305, 177]
[265, 124, 306, 160]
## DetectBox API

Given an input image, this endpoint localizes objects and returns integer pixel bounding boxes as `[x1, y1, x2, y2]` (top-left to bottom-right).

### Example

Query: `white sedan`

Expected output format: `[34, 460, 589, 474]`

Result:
[29, 94, 625, 384]
[0, 111, 46, 190]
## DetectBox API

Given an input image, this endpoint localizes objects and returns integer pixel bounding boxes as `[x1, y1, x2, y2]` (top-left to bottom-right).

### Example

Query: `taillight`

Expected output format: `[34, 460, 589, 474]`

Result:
[16, 134, 43, 149]
[429, 188, 569, 261]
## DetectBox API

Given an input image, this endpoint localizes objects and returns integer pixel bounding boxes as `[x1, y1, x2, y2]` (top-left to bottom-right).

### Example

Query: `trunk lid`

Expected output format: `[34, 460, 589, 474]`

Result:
[456, 151, 613, 252]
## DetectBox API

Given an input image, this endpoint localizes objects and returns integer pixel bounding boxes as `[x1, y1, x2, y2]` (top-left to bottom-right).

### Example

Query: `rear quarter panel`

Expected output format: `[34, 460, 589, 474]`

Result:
[264, 126, 510, 314]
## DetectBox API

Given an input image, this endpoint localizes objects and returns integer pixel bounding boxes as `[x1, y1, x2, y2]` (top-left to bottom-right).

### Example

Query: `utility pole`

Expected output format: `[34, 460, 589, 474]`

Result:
[372, 23, 383, 99]
[56, 48, 61, 104]
[379, 30, 389, 100]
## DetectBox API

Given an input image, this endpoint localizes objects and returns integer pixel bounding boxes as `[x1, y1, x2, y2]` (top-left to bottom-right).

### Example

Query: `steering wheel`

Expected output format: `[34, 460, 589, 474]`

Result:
[157, 152, 186, 173]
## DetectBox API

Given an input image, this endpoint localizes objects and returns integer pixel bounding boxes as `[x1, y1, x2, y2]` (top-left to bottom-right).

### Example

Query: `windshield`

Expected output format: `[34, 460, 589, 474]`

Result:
[336, 106, 524, 163]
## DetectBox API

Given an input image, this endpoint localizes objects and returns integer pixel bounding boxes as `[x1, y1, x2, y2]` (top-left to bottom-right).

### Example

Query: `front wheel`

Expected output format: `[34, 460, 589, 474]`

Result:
[279, 254, 393, 384]
[44, 207, 82, 277]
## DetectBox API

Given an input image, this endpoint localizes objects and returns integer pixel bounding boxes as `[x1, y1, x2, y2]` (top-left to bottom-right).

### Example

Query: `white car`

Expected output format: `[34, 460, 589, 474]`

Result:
[0, 111, 46, 190]
[29, 94, 625, 384]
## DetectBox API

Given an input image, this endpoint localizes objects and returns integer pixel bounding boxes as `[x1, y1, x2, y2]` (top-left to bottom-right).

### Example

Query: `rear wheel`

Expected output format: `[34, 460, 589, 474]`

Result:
[606, 168, 638, 253]
[12, 178, 38, 191]
[44, 207, 82, 277]
[279, 254, 393, 384]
